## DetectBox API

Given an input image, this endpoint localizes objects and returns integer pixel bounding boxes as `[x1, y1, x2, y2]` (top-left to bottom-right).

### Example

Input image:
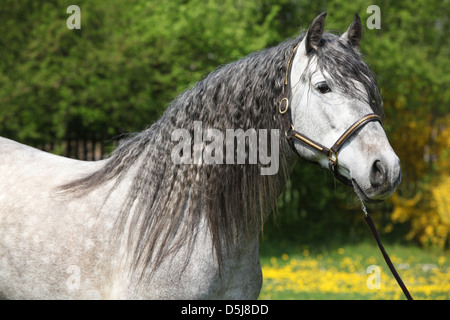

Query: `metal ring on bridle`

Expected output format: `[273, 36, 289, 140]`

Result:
[279, 98, 289, 114]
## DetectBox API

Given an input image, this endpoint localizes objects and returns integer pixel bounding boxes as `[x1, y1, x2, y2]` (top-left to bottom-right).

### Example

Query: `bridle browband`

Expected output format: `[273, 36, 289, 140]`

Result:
[279, 43, 382, 185]
[279, 42, 413, 300]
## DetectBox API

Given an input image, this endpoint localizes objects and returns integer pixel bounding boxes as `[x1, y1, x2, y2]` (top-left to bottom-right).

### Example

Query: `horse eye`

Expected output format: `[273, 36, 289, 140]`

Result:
[316, 82, 331, 94]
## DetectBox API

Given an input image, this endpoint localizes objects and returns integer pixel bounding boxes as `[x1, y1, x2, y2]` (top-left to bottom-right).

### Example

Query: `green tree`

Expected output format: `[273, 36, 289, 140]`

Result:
[0, 0, 286, 147]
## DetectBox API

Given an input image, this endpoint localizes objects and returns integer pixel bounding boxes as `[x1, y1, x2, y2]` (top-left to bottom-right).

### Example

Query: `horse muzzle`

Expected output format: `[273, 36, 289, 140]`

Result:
[354, 155, 402, 202]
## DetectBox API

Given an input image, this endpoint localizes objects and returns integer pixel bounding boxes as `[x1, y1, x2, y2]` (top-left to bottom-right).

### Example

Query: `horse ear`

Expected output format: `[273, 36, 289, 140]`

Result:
[305, 12, 327, 52]
[341, 14, 362, 48]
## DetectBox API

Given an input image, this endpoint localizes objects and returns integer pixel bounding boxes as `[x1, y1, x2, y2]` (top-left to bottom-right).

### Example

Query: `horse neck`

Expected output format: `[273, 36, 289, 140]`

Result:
[99, 39, 301, 280]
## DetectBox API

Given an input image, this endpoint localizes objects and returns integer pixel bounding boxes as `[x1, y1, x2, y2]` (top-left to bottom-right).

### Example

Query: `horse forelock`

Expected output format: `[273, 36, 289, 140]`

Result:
[315, 33, 384, 119]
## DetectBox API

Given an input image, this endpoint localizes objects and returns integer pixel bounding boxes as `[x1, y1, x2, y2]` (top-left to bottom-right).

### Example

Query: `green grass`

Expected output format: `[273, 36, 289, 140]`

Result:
[258, 241, 450, 300]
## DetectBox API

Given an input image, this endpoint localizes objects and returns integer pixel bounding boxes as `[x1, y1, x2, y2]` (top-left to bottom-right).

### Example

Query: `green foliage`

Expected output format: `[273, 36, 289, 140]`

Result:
[0, 1, 448, 246]
[0, 0, 287, 145]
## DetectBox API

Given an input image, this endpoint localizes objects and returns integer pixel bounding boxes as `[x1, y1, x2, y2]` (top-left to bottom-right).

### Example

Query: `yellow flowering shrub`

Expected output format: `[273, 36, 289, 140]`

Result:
[390, 116, 450, 248]
[433, 177, 450, 226]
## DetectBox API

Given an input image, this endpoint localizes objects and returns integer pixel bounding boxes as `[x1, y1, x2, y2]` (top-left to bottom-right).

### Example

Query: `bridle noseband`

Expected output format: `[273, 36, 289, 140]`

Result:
[279, 43, 382, 186]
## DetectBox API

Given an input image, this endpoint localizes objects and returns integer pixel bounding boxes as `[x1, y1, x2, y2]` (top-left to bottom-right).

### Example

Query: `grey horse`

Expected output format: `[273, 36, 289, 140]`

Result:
[0, 13, 400, 299]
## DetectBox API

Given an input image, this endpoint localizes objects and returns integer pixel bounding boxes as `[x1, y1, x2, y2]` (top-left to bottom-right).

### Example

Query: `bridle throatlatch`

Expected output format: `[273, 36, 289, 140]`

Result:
[280, 43, 413, 300]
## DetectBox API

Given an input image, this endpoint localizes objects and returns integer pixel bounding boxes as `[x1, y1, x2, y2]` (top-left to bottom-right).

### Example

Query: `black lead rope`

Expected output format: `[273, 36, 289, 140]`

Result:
[361, 204, 413, 300]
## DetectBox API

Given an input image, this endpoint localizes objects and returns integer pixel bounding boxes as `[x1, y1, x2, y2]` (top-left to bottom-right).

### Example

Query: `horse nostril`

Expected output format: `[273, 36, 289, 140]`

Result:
[370, 160, 386, 188]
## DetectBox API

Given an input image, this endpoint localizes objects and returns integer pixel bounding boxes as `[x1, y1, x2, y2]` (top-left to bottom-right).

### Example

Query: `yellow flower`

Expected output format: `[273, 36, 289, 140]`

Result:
[366, 256, 377, 265]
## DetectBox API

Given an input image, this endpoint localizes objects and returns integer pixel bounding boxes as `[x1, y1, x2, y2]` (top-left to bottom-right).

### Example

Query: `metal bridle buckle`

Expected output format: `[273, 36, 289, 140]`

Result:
[279, 98, 289, 114]
[328, 149, 338, 168]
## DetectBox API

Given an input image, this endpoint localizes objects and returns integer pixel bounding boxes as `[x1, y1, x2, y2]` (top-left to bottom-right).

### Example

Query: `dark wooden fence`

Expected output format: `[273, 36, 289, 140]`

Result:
[35, 124, 117, 161]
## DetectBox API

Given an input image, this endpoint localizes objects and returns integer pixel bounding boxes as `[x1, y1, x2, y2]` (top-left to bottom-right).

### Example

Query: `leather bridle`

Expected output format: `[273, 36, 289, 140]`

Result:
[279, 43, 413, 300]
[279, 43, 382, 186]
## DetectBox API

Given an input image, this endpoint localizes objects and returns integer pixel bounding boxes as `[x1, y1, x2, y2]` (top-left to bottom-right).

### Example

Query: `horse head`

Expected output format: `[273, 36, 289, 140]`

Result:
[287, 12, 401, 202]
